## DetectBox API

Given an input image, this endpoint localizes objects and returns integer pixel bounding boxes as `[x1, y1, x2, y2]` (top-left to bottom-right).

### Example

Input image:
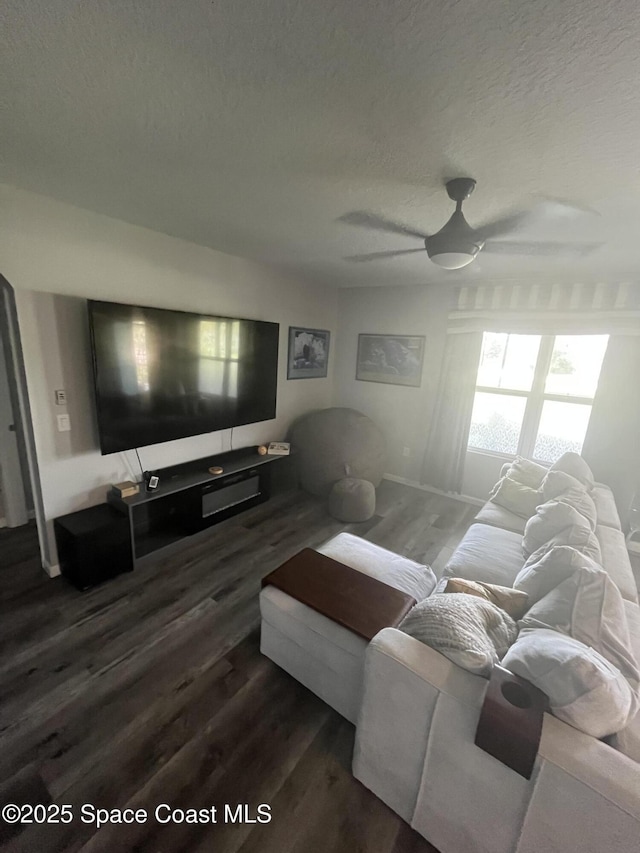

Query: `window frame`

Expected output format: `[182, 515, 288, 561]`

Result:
[469, 333, 605, 462]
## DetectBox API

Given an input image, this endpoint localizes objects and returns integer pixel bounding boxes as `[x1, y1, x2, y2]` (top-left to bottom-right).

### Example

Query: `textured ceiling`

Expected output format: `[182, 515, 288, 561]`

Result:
[3, 0, 640, 287]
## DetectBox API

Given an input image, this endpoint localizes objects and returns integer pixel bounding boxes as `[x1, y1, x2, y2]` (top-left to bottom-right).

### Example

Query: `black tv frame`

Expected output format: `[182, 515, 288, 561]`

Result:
[88, 299, 279, 455]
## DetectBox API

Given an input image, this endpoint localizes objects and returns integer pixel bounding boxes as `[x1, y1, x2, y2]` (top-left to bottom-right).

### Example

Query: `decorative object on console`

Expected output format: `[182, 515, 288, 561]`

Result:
[111, 480, 139, 498]
[356, 333, 425, 387]
[287, 326, 330, 379]
[257, 444, 268, 455]
[208, 466, 224, 475]
[267, 441, 290, 455]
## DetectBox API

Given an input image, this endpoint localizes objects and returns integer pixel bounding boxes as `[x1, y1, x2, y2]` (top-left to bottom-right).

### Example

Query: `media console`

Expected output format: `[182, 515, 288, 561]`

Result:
[107, 447, 284, 565]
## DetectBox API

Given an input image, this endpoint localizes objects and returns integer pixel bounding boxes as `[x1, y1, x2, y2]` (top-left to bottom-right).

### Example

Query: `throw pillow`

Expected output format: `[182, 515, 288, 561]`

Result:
[506, 456, 548, 489]
[489, 476, 541, 519]
[502, 628, 639, 738]
[541, 469, 585, 500]
[400, 593, 517, 677]
[522, 500, 595, 557]
[524, 527, 602, 567]
[514, 545, 604, 603]
[549, 452, 595, 491]
[519, 567, 640, 690]
[540, 470, 597, 530]
[444, 577, 529, 619]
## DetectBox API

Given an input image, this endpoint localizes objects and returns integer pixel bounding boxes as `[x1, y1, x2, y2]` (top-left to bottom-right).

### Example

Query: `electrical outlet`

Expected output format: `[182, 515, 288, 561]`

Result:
[402, 446, 411, 457]
[57, 413, 71, 432]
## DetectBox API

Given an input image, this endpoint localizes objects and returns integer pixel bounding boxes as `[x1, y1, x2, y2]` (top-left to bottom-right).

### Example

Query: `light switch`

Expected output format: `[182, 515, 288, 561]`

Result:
[57, 413, 71, 432]
[55, 389, 67, 405]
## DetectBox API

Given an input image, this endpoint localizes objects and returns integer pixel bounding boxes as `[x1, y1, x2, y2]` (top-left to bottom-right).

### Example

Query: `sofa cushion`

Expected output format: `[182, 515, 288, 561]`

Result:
[519, 567, 640, 691]
[592, 484, 622, 530]
[549, 451, 595, 491]
[541, 469, 585, 500]
[443, 577, 529, 619]
[540, 471, 597, 531]
[506, 456, 548, 489]
[594, 524, 638, 604]
[522, 500, 598, 558]
[514, 545, 604, 604]
[489, 476, 541, 519]
[317, 531, 436, 602]
[473, 502, 526, 535]
[503, 628, 639, 738]
[400, 593, 517, 677]
[443, 523, 526, 587]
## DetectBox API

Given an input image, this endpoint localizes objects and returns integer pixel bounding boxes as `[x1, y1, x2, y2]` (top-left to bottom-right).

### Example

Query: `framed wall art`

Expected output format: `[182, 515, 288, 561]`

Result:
[287, 326, 330, 379]
[356, 333, 425, 387]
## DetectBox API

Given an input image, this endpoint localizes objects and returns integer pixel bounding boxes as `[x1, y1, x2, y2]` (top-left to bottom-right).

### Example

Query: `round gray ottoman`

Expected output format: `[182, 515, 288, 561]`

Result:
[328, 477, 376, 522]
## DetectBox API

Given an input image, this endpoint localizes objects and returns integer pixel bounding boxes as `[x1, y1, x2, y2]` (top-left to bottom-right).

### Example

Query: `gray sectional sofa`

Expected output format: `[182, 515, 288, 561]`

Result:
[354, 454, 640, 853]
[261, 453, 640, 853]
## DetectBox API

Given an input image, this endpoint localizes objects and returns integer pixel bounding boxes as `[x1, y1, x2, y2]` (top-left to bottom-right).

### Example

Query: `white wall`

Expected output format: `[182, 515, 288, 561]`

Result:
[0, 185, 338, 568]
[333, 283, 455, 482]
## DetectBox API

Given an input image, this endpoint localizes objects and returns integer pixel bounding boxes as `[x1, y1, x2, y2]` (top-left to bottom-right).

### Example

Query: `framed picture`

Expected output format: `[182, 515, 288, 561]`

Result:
[356, 334, 425, 387]
[287, 327, 331, 379]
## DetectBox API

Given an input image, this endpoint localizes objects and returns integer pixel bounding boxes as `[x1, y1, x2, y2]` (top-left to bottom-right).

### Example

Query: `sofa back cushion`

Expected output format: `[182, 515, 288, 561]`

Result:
[540, 470, 597, 531]
[522, 500, 599, 558]
[503, 628, 639, 738]
[519, 567, 640, 687]
[514, 545, 603, 604]
[549, 451, 595, 491]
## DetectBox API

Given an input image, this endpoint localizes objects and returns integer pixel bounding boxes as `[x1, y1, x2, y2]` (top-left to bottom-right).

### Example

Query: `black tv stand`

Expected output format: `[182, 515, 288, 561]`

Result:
[107, 447, 282, 564]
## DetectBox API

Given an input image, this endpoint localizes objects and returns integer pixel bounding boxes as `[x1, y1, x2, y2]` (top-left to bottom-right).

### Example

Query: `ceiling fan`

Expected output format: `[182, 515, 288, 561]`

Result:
[341, 178, 601, 270]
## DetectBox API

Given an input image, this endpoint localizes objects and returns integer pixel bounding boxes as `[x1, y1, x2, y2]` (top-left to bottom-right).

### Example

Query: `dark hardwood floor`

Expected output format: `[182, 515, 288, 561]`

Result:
[0, 482, 476, 853]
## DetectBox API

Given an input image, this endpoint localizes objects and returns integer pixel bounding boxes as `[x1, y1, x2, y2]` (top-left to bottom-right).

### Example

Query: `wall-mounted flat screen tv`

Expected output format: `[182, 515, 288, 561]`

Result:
[88, 300, 279, 455]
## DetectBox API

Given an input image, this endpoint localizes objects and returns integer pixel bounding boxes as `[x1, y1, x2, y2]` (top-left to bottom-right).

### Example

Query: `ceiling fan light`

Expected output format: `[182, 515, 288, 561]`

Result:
[429, 251, 477, 270]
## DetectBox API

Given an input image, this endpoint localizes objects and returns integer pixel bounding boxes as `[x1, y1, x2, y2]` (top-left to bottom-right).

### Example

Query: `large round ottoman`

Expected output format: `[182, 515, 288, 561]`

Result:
[328, 477, 376, 522]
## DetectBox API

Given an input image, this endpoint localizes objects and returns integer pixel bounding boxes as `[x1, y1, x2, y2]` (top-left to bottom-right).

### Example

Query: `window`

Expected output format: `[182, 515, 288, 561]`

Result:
[468, 332, 609, 463]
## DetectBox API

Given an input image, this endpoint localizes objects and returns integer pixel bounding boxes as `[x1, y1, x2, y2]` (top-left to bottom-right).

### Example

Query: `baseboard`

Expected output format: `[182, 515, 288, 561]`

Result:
[44, 562, 61, 578]
[382, 473, 484, 507]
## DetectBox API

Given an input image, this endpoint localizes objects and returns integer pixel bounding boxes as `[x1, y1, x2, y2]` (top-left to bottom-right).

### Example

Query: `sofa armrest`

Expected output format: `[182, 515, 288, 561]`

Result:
[353, 627, 487, 823]
[355, 628, 640, 853]
[516, 715, 640, 852]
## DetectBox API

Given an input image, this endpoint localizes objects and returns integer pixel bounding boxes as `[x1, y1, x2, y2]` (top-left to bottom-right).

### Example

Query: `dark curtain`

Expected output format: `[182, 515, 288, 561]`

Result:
[582, 335, 640, 527]
[421, 332, 483, 493]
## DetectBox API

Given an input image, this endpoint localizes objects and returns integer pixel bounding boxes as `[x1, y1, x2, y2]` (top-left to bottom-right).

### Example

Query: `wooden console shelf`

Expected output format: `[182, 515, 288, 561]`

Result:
[107, 447, 283, 564]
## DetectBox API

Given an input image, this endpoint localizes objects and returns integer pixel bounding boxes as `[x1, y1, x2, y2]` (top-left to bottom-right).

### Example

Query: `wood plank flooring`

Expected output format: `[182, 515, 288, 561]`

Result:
[0, 481, 476, 853]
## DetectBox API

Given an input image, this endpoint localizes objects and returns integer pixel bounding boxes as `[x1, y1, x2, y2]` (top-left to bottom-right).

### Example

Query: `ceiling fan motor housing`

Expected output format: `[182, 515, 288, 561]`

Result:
[425, 208, 483, 267]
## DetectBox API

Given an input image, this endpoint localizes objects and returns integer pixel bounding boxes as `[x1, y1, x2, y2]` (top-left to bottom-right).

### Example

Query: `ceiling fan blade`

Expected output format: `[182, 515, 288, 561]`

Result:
[483, 240, 603, 257]
[339, 211, 428, 240]
[344, 248, 426, 262]
[472, 210, 534, 241]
